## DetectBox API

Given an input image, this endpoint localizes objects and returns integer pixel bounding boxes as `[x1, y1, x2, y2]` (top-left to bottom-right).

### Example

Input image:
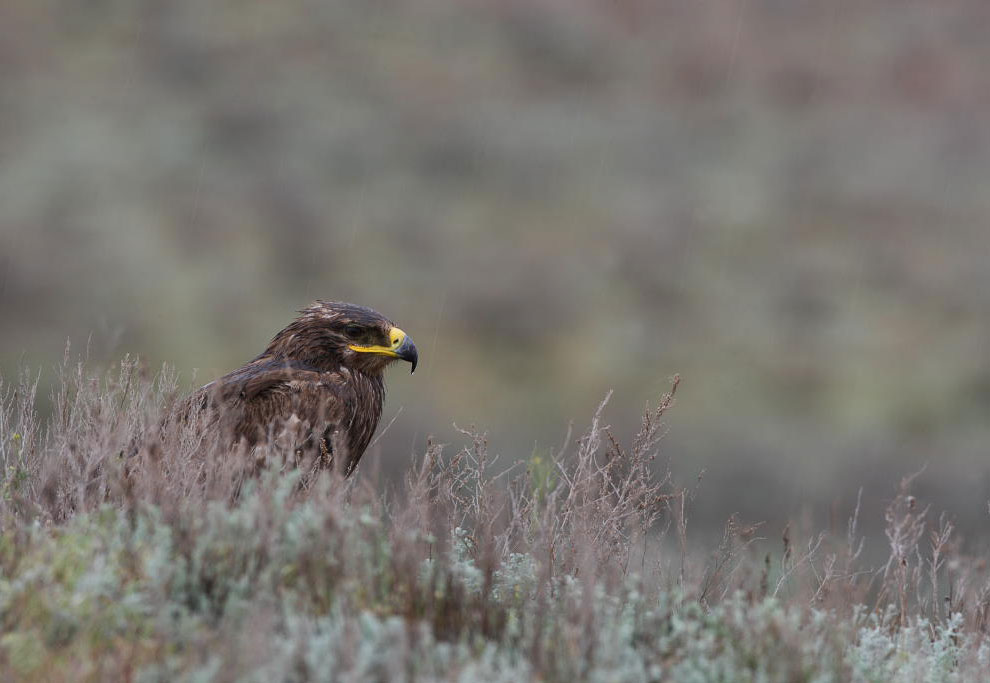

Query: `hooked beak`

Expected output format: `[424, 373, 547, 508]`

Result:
[348, 326, 419, 373]
[393, 332, 418, 373]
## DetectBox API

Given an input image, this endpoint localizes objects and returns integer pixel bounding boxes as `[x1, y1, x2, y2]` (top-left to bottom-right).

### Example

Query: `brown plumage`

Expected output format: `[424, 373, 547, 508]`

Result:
[182, 301, 417, 475]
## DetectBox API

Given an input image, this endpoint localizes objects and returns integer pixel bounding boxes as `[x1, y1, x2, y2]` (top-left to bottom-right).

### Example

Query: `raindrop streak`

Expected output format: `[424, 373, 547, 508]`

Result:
[122, 15, 144, 92]
[726, 0, 745, 83]
[845, 240, 869, 332]
[427, 292, 447, 380]
[186, 4, 213, 235]
[369, 406, 404, 449]
[189, 160, 207, 231]
[346, 182, 368, 251]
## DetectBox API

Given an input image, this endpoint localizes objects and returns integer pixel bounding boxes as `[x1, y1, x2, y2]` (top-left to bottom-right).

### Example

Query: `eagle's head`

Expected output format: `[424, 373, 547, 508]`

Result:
[264, 301, 418, 375]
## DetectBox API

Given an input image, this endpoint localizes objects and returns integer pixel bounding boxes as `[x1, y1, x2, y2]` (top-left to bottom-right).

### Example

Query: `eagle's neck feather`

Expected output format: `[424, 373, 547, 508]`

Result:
[344, 370, 386, 466]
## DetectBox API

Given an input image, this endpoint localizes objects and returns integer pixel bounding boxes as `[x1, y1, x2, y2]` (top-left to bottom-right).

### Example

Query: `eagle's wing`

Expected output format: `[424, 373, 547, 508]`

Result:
[191, 359, 359, 471]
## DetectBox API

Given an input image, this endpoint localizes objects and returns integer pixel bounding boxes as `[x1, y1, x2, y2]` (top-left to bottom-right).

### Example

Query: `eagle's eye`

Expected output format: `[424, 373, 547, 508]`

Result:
[344, 324, 364, 339]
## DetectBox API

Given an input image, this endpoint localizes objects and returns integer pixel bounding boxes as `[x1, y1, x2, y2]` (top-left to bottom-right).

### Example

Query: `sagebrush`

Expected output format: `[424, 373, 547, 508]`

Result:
[1, 357, 988, 681]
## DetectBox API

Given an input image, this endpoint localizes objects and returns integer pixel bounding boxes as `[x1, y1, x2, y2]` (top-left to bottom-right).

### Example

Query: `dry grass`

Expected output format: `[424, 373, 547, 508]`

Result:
[1, 356, 989, 681]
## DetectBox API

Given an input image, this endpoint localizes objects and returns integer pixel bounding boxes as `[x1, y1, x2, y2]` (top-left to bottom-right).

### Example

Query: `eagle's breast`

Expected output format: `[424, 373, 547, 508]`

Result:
[336, 369, 386, 470]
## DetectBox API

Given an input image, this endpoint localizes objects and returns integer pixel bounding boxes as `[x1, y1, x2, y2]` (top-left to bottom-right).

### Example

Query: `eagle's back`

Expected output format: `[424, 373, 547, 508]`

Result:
[185, 357, 386, 474]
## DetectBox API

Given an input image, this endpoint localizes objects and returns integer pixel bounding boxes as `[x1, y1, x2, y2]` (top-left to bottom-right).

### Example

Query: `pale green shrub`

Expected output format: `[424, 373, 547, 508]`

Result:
[2, 363, 989, 681]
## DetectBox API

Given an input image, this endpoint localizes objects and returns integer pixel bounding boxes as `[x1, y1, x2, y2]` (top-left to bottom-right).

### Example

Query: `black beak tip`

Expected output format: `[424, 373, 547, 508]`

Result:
[397, 337, 418, 374]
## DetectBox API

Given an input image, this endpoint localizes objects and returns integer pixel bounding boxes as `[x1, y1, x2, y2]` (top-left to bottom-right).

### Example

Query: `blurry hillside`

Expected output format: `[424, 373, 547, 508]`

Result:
[2, 0, 989, 537]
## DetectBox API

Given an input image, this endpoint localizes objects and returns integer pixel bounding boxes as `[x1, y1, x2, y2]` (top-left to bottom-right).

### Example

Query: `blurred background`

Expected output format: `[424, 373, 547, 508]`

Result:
[2, 0, 989, 543]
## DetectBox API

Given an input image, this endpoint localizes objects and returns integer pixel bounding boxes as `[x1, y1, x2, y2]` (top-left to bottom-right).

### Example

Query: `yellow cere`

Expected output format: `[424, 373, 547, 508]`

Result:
[349, 327, 408, 357]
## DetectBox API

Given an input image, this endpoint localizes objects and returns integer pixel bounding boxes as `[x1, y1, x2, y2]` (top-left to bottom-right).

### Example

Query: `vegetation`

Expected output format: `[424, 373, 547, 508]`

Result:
[4, 0, 990, 540]
[2, 359, 988, 681]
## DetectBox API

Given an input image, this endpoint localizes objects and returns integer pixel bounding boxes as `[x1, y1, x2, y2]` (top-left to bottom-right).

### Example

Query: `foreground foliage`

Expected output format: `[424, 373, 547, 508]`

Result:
[1, 360, 988, 681]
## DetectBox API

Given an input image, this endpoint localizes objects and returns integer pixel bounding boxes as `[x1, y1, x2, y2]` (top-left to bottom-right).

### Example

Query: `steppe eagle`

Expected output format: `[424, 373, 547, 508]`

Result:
[182, 301, 418, 475]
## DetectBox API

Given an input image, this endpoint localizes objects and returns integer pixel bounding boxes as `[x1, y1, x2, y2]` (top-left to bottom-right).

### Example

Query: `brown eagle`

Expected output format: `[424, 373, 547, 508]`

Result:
[182, 301, 418, 475]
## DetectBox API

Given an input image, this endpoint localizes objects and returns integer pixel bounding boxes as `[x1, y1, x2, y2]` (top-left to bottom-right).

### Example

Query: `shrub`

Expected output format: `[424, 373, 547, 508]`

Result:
[1, 360, 988, 681]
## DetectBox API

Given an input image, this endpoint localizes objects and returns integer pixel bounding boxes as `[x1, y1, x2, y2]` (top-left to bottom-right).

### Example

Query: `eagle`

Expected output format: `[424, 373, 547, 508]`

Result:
[181, 301, 418, 476]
